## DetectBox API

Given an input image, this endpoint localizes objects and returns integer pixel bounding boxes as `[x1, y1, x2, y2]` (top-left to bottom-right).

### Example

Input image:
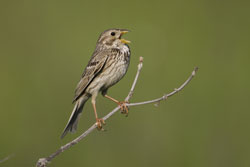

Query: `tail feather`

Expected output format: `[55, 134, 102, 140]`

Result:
[61, 96, 88, 139]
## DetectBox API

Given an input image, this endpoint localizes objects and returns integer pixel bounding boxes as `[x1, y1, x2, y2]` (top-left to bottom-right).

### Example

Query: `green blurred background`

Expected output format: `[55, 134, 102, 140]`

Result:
[0, 0, 250, 166]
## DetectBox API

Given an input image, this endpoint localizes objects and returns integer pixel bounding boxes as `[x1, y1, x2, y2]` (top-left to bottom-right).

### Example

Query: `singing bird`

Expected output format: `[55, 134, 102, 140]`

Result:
[61, 29, 131, 138]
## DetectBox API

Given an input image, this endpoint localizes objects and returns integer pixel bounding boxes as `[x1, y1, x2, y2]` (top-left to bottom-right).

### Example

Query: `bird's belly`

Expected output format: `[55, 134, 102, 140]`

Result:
[86, 60, 128, 95]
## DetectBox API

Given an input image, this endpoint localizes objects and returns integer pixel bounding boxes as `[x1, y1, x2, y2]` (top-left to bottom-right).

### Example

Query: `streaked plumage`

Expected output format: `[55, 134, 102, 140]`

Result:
[61, 29, 131, 138]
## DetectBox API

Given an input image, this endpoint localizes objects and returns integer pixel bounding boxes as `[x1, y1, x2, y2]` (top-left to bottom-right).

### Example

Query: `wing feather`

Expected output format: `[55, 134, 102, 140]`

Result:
[72, 50, 109, 102]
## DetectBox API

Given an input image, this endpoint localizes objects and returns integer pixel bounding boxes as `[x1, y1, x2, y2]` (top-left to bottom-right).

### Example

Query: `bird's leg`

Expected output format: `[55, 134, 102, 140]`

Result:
[91, 97, 105, 130]
[104, 95, 129, 116]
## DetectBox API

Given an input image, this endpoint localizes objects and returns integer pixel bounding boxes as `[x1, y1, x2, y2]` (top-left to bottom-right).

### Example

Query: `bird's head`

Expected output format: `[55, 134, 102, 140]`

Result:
[97, 29, 130, 49]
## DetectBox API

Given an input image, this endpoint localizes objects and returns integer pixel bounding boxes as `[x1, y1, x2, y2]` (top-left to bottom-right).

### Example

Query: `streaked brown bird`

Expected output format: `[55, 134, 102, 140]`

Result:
[61, 29, 131, 138]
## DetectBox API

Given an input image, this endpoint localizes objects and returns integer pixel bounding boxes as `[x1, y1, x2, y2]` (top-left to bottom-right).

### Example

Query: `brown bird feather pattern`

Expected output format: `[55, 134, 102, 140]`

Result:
[61, 29, 131, 138]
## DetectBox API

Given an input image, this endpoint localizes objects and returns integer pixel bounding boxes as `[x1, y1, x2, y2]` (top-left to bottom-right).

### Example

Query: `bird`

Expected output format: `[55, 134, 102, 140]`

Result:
[61, 29, 131, 138]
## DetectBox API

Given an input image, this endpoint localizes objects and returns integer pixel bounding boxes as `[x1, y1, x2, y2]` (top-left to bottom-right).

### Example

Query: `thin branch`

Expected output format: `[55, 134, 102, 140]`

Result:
[36, 58, 198, 167]
[0, 154, 14, 164]
[127, 67, 198, 107]
[125, 56, 143, 102]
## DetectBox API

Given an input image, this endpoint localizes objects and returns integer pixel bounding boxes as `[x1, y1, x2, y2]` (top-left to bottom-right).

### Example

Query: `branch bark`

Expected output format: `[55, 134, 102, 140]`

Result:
[36, 57, 198, 167]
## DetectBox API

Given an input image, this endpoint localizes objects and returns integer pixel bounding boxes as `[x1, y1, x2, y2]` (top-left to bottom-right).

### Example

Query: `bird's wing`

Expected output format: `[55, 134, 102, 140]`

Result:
[72, 50, 109, 102]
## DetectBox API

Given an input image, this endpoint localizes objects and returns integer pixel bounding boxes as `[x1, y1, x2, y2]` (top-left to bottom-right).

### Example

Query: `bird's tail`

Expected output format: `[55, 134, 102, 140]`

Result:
[61, 95, 89, 139]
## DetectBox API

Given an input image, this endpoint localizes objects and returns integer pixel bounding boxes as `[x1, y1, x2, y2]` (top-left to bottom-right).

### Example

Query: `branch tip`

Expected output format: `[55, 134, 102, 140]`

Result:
[194, 67, 199, 72]
[0, 154, 14, 164]
[192, 67, 198, 76]
[139, 56, 144, 63]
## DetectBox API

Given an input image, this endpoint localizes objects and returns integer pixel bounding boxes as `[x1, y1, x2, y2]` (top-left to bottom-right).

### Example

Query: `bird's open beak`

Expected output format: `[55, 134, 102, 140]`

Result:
[120, 30, 131, 44]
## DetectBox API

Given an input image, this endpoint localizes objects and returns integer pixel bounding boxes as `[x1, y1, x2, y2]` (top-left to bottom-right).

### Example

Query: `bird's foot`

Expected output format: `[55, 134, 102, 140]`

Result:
[95, 118, 105, 131]
[118, 101, 129, 117]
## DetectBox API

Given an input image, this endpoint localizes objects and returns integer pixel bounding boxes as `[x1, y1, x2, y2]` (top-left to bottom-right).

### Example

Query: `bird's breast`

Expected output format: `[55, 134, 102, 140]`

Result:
[86, 46, 130, 95]
[102, 46, 130, 86]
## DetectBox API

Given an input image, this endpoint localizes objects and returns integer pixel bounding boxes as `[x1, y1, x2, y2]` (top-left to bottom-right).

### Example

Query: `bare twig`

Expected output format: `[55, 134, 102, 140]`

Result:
[125, 56, 143, 102]
[0, 154, 14, 164]
[128, 67, 198, 106]
[36, 57, 198, 167]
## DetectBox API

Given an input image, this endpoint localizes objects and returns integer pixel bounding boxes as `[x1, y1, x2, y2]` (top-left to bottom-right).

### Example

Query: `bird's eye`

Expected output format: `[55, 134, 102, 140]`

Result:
[111, 32, 116, 36]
